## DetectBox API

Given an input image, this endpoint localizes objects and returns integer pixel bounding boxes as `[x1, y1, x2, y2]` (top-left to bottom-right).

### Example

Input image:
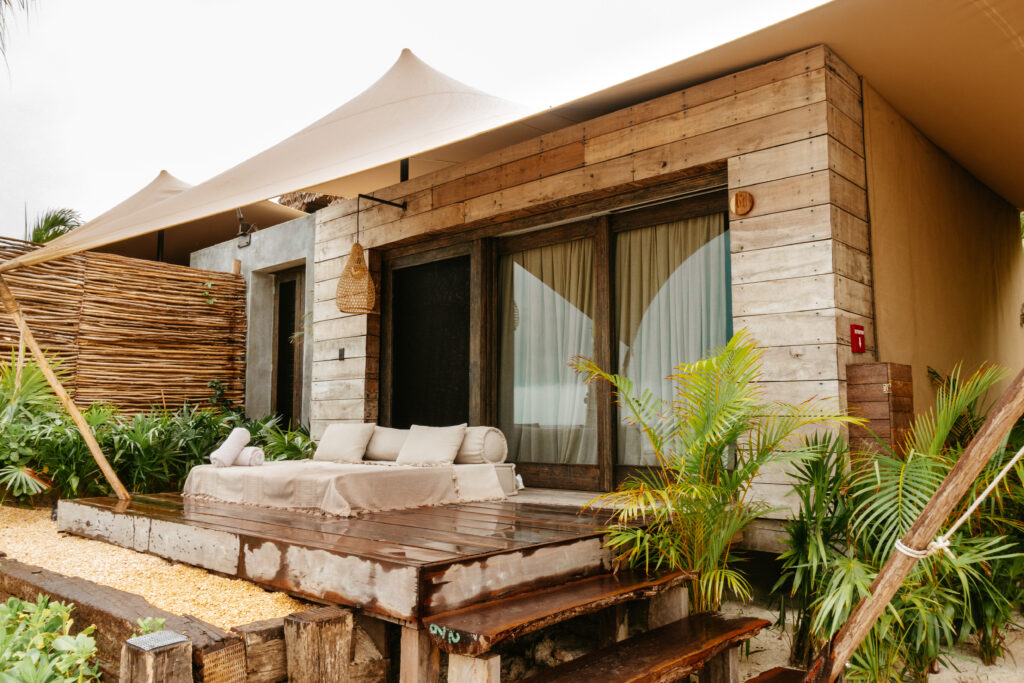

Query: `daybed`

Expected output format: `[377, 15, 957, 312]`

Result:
[183, 423, 517, 517]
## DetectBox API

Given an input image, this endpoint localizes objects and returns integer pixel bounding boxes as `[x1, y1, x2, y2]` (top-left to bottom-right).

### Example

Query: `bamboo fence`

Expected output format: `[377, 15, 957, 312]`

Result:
[0, 237, 246, 412]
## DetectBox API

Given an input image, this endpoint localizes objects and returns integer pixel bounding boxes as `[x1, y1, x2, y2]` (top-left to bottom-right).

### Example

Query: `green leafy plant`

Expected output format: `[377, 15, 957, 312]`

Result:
[792, 364, 1024, 681]
[133, 617, 165, 637]
[572, 331, 861, 612]
[0, 595, 100, 682]
[30, 208, 81, 244]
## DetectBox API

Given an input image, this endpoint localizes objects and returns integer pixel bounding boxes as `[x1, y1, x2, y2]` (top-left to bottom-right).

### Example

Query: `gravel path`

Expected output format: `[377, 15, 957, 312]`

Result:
[0, 505, 307, 629]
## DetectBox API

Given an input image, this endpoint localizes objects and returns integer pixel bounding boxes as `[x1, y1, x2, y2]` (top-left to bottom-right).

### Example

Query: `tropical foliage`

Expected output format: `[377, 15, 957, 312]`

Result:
[573, 332, 861, 612]
[31, 209, 81, 244]
[0, 352, 314, 502]
[775, 364, 1024, 681]
[0, 595, 100, 683]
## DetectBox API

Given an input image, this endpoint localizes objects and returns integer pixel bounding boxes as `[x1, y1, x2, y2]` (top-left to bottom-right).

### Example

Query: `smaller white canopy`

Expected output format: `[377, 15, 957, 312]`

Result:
[89, 170, 305, 264]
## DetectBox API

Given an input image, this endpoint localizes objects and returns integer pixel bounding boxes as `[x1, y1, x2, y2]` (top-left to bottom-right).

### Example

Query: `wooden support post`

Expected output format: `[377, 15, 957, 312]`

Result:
[400, 626, 439, 683]
[119, 633, 192, 683]
[703, 646, 739, 683]
[232, 617, 286, 683]
[821, 368, 1024, 680]
[448, 652, 500, 683]
[597, 603, 629, 645]
[0, 274, 131, 500]
[649, 586, 689, 629]
[284, 606, 353, 683]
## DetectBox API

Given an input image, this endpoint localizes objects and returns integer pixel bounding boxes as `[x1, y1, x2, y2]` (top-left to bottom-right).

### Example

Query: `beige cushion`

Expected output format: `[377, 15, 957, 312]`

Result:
[455, 426, 508, 464]
[313, 423, 375, 463]
[396, 424, 467, 465]
[365, 426, 409, 461]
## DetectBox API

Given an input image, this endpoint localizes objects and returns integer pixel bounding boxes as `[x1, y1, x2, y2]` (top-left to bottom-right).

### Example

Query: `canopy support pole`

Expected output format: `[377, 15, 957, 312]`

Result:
[814, 367, 1024, 681]
[0, 274, 131, 501]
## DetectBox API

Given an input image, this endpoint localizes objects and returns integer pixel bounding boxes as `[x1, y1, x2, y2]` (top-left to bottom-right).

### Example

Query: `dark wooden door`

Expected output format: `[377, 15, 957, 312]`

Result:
[273, 267, 305, 427]
[390, 256, 470, 428]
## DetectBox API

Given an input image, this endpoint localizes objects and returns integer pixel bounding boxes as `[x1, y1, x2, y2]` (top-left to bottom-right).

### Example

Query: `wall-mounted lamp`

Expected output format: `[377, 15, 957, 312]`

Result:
[236, 208, 255, 248]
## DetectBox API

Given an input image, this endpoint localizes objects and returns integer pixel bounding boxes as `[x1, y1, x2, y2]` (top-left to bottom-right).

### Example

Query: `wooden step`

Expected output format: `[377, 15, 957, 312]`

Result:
[747, 666, 808, 683]
[423, 570, 695, 655]
[519, 612, 770, 683]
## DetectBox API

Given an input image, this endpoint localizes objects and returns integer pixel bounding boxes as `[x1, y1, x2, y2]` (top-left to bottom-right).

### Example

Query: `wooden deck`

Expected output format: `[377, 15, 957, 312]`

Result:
[57, 491, 615, 626]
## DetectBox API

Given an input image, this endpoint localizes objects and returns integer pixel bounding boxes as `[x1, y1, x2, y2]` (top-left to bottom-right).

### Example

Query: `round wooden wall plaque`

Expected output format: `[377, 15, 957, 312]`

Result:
[729, 190, 755, 216]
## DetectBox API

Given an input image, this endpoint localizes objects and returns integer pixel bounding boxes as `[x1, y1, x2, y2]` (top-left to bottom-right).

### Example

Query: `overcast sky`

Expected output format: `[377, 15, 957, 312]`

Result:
[0, 0, 828, 239]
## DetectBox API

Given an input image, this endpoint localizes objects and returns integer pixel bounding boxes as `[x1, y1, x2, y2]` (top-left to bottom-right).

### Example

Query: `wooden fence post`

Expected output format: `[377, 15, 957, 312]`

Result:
[119, 631, 192, 683]
[0, 274, 130, 500]
[284, 606, 353, 683]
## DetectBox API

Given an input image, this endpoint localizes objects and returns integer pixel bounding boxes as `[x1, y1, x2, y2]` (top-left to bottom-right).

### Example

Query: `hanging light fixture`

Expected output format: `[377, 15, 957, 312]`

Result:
[336, 193, 406, 314]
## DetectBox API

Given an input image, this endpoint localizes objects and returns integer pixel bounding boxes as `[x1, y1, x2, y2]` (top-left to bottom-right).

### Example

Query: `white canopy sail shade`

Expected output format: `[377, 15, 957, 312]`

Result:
[3, 49, 570, 272]
[88, 170, 305, 264]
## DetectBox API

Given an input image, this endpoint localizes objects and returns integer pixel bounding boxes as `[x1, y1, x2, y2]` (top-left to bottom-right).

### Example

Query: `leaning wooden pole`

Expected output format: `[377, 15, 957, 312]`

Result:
[815, 368, 1024, 681]
[0, 274, 131, 501]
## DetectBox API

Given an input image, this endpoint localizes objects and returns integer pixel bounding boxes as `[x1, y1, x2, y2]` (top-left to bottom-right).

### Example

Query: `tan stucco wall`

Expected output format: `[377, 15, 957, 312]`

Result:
[864, 83, 1024, 406]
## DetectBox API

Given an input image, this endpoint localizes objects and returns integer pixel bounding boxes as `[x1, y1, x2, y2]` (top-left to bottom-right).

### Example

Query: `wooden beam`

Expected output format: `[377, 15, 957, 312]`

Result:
[400, 627, 439, 683]
[0, 274, 130, 500]
[593, 217, 616, 492]
[119, 634, 192, 683]
[820, 368, 1024, 680]
[284, 606, 353, 683]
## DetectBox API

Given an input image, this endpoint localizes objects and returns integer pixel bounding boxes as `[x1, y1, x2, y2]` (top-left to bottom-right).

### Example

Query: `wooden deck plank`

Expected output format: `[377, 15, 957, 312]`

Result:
[73, 497, 457, 565]
[522, 613, 771, 683]
[400, 505, 608, 535]
[423, 571, 696, 656]
[364, 509, 570, 544]
[147, 493, 584, 548]
[170, 498, 517, 554]
[447, 502, 613, 528]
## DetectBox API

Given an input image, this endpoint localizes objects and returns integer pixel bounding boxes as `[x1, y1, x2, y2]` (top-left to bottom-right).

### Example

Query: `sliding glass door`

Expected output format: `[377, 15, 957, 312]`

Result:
[498, 237, 599, 488]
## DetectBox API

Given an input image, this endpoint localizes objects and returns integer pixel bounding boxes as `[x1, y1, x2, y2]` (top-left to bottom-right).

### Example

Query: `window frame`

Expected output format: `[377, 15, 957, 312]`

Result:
[381, 187, 728, 491]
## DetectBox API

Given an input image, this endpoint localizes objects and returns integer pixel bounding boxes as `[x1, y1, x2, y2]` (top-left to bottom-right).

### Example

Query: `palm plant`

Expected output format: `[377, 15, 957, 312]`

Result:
[0, 0, 29, 57]
[806, 364, 1023, 681]
[31, 208, 81, 244]
[572, 331, 861, 612]
[0, 350, 61, 499]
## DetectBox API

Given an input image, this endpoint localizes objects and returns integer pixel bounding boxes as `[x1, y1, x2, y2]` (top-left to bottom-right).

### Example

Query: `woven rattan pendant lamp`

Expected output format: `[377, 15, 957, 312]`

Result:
[336, 193, 406, 314]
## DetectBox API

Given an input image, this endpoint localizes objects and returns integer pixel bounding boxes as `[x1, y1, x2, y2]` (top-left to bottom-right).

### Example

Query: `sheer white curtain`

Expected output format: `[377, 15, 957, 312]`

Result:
[615, 214, 731, 465]
[498, 239, 597, 464]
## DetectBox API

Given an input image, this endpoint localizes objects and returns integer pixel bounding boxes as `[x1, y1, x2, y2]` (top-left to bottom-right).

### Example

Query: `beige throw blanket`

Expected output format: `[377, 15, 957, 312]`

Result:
[183, 460, 506, 517]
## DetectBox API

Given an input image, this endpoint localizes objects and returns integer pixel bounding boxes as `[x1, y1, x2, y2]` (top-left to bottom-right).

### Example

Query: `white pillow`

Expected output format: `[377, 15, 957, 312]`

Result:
[365, 426, 409, 461]
[455, 427, 508, 464]
[313, 423, 375, 463]
[396, 424, 467, 465]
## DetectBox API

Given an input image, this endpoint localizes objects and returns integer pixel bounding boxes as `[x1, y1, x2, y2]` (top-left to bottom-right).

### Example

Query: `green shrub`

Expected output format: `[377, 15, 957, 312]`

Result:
[0, 352, 315, 501]
[776, 364, 1024, 679]
[0, 595, 100, 682]
[573, 331, 861, 612]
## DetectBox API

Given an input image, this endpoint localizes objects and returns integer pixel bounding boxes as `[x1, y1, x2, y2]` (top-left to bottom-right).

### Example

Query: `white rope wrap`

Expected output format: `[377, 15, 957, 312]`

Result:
[894, 442, 1024, 561]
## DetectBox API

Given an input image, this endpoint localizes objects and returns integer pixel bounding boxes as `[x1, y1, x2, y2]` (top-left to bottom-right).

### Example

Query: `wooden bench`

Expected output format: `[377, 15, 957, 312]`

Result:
[519, 612, 770, 683]
[747, 666, 808, 682]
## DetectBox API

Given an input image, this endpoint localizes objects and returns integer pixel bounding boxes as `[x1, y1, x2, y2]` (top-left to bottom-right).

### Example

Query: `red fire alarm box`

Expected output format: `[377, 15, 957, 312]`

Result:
[851, 324, 866, 353]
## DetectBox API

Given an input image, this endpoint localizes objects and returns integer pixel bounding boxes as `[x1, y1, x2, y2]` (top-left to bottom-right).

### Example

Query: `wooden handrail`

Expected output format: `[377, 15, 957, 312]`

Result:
[0, 274, 130, 501]
[813, 367, 1024, 681]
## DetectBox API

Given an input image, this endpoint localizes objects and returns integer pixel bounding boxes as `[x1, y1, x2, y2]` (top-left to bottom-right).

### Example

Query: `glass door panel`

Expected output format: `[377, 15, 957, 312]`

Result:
[614, 213, 731, 466]
[498, 238, 597, 486]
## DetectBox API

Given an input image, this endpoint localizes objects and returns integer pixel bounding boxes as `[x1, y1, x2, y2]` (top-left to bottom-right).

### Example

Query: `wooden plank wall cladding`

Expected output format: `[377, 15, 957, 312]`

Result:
[0, 238, 246, 412]
[311, 44, 875, 513]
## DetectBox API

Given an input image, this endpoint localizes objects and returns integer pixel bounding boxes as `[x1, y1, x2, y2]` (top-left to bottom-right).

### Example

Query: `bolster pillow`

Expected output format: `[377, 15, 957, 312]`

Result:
[455, 426, 508, 464]
[210, 427, 251, 467]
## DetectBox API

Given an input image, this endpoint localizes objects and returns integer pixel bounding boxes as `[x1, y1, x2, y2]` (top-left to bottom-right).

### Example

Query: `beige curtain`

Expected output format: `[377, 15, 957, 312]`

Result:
[615, 214, 731, 465]
[498, 239, 597, 465]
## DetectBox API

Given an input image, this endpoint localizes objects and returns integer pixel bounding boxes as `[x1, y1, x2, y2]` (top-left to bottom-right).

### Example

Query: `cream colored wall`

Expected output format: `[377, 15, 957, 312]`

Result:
[864, 83, 1024, 406]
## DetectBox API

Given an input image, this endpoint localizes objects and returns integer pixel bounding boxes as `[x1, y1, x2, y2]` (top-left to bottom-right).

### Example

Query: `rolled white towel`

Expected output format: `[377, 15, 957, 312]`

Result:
[235, 446, 265, 467]
[210, 427, 251, 467]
